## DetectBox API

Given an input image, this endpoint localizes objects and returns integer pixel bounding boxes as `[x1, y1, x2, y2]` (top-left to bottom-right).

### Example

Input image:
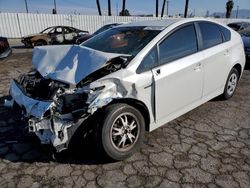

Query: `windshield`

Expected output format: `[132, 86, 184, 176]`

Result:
[82, 26, 161, 56]
[41, 27, 54, 34]
[94, 25, 115, 35]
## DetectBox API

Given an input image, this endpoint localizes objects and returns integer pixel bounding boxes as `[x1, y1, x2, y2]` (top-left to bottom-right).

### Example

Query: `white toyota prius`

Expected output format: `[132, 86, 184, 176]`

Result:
[6, 18, 245, 160]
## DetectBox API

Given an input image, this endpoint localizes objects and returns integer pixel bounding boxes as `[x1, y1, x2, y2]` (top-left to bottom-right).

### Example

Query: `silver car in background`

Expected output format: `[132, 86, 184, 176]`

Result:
[5, 18, 245, 160]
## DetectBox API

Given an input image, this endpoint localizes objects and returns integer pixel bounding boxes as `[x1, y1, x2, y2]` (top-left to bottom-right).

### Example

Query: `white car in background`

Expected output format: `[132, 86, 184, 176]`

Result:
[6, 18, 245, 160]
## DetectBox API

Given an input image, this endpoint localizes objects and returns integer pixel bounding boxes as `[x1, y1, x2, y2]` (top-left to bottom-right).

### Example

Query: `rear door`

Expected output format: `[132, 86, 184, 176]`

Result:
[49, 27, 64, 44]
[64, 27, 77, 44]
[153, 24, 204, 121]
[197, 22, 229, 97]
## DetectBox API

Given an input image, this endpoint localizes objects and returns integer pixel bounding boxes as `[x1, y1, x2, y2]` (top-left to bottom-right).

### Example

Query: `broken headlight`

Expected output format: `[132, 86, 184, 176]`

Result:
[55, 93, 88, 115]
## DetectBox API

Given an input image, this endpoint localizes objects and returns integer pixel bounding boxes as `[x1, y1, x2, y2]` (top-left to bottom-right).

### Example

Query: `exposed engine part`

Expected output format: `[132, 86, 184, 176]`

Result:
[18, 70, 69, 100]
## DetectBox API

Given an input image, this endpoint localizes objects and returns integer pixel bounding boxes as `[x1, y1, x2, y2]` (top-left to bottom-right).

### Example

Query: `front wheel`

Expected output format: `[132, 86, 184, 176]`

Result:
[221, 68, 239, 100]
[97, 104, 145, 160]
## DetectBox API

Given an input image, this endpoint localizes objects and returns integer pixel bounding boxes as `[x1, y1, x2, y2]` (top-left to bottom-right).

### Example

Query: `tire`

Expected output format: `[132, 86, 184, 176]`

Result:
[34, 40, 47, 46]
[97, 103, 145, 160]
[221, 68, 239, 100]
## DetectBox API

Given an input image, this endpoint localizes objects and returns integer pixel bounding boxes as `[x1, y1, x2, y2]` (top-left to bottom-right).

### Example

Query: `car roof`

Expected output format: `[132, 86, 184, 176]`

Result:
[228, 22, 249, 25]
[117, 19, 179, 29]
[45, 26, 77, 29]
[117, 18, 222, 30]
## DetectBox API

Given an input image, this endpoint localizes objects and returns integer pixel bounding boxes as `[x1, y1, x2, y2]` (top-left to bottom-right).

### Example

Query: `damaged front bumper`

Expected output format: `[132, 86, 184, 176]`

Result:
[5, 80, 87, 152]
[28, 115, 85, 152]
[5, 77, 125, 152]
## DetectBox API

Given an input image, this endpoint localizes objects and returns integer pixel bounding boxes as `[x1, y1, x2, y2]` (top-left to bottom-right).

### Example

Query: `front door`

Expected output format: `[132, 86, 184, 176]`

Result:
[153, 24, 204, 121]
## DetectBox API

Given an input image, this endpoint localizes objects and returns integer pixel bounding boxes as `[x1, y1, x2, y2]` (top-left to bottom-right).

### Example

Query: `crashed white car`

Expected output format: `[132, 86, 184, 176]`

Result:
[5, 18, 245, 160]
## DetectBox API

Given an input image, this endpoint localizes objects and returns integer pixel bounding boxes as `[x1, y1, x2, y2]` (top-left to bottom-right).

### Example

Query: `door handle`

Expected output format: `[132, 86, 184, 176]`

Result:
[194, 63, 202, 71]
[155, 69, 161, 75]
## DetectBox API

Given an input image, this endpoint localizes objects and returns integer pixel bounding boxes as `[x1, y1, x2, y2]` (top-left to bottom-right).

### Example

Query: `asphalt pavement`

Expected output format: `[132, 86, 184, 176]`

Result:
[0, 49, 249, 188]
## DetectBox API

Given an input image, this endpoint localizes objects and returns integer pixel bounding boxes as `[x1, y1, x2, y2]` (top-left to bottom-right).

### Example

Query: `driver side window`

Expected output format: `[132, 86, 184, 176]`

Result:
[137, 47, 158, 73]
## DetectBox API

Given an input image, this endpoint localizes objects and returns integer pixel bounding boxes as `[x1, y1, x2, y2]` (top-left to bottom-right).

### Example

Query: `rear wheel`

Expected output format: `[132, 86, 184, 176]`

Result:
[221, 68, 239, 100]
[97, 104, 145, 160]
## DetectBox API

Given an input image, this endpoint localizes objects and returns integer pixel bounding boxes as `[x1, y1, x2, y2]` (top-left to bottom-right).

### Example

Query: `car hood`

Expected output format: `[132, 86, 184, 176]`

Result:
[242, 36, 250, 47]
[32, 45, 127, 85]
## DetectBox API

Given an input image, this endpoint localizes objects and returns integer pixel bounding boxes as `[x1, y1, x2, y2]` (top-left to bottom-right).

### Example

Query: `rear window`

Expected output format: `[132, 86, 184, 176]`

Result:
[199, 22, 223, 50]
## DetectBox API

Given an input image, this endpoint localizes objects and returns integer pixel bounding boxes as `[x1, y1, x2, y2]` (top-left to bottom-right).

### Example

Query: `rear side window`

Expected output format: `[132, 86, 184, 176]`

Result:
[159, 24, 198, 65]
[219, 26, 231, 42]
[199, 23, 223, 49]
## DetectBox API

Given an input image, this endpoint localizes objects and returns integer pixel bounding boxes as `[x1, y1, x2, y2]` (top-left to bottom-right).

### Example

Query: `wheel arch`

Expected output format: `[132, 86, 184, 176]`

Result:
[34, 39, 48, 46]
[110, 98, 151, 132]
[232, 63, 242, 77]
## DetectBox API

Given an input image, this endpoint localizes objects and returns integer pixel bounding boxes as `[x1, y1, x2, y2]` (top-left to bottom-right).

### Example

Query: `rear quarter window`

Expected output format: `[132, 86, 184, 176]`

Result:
[219, 25, 231, 42]
[199, 22, 223, 50]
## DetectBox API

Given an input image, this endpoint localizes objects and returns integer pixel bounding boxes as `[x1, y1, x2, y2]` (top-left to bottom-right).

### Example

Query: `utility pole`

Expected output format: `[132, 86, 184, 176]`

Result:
[161, 0, 166, 17]
[53, 0, 57, 14]
[236, 5, 239, 18]
[116, 2, 118, 16]
[108, 0, 111, 16]
[24, 0, 28, 13]
[96, 0, 102, 16]
[166, 1, 169, 16]
[122, 0, 126, 16]
[156, 0, 159, 17]
[184, 0, 189, 18]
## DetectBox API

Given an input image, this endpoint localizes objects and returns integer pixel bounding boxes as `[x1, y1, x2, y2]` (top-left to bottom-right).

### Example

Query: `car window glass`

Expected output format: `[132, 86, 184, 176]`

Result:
[83, 27, 161, 56]
[219, 26, 231, 42]
[55, 27, 63, 34]
[199, 23, 223, 49]
[137, 47, 158, 73]
[94, 25, 111, 35]
[247, 23, 250, 29]
[228, 23, 241, 31]
[65, 27, 74, 33]
[159, 25, 198, 65]
[41, 27, 53, 34]
[48, 28, 55, 34]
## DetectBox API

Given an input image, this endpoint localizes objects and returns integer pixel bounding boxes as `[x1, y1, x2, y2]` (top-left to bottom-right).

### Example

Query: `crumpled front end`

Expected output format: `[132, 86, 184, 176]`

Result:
[5, 71, 127, 152]
[4, 45, 131, 152]
[6, 79, 81, 151]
